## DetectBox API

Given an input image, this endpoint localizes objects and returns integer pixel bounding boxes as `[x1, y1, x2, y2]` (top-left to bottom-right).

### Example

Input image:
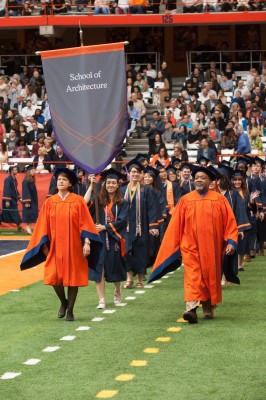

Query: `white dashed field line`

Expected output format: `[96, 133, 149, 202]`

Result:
[1, 271, 176, 381]
[42, 346, 61, 353]
[60, 336, 76, 341]
[23, 359, 41, 366]
[0, 372, 22, 380]
[76, 326, 90, 331]
[91, 317, 105, 322]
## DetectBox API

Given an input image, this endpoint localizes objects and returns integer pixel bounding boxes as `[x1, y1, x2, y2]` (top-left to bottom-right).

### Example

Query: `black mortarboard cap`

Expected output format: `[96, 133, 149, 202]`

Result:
[207, 165, 223, 180]
[171, 157, 182, 166]
[220, 160, 231, 167]
[232, 169, 246, 178]
[236, 156, 249, 166]
[155, 161, 165, 171]
[191, 166, 217, 181]
[217, 163, 234, 178]
[143, 166, 160, 178]
[198, 156, 210, 165]
[180, 163, 193, 171]
[100, 168, 124, 181]
[25, 164, 34, 171]
[123, 158, 144, 172]
[54, 167, 78, 185]
[251, 156, 265, 166]
[166, 165, 177, 173]
[136, 153, 149, 163]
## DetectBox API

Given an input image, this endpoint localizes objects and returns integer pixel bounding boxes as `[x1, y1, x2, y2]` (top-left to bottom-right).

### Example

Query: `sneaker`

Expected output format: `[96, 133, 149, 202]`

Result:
[97, 301, 105, 310]
[114, 292, 122, 305]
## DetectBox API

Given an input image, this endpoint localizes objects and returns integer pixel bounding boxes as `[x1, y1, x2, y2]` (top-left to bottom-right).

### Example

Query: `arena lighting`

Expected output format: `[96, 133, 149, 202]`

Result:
[39, 26, 54, 36]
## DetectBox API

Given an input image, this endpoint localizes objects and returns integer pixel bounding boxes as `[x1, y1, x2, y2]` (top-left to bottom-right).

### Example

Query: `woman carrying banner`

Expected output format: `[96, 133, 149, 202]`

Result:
[84, 169, 129, 309]
[121, 159, 159, 289]
[20, 168, 102, 321]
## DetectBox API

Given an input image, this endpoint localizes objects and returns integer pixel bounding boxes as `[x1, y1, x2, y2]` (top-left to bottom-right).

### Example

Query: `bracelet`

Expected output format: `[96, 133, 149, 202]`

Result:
[85, 238, 91, 245]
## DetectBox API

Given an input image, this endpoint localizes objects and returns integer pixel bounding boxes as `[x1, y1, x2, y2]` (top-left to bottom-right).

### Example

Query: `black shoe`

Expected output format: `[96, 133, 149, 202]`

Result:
[58, 300, 68, 319]
[66, 311, 74, 321]
[183, 310, 198, 324]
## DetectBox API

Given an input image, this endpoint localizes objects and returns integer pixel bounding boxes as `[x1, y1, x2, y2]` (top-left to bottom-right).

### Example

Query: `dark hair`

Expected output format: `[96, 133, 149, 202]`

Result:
[99, 179, 122, 207]
[219, 175, 233, 191]
[55, 172, 74, 193]
[232, 175, 248, 197]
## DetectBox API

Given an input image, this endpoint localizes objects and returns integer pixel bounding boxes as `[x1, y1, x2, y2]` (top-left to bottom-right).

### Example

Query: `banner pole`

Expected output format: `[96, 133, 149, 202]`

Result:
[93, 182, 100, 224]
[79, 22, 84, 47]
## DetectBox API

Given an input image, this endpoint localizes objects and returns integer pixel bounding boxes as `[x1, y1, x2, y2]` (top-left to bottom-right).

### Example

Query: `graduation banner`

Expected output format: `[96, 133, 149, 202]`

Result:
[40, 43, 127, 174]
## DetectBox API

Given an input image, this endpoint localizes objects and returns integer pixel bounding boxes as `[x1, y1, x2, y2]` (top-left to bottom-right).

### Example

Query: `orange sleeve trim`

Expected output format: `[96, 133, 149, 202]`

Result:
[3, 197, 12, 200]
[22, 199, 31, 202]
[158, 219, 164, 223]
[41, 43, 124, 60]
[238, 223, 251, 229]
[149, 223, 159, 227]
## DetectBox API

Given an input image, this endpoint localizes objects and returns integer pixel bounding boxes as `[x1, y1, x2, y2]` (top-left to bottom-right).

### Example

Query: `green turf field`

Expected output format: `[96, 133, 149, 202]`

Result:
[1, 259, 266, 400]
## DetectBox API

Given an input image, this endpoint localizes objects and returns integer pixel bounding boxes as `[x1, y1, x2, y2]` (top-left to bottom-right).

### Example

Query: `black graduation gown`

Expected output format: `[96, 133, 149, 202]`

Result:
[22, 179, 38, 223]
[73, 181, 87, 197]
[1, 175, 21, 224]
[121, 184, 159, 275]
[238, 192, 257, 255]
[223, 189, 251, 273]
[89, 200, 128, 283]
[147, 187, 165, 266]
[257, 177, 266, 246]
[180, 179, 195, 197]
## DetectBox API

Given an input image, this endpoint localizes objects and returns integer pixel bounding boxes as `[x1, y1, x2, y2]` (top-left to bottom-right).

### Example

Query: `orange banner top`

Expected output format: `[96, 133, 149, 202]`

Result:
[40, 42, 125, 60]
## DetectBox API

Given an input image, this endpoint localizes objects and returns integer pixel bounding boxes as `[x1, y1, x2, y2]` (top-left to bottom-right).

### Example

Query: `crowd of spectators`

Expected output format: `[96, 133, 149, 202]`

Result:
[0, 66, 73, 172]
[126, 60, 266, 165]
[0, 0, 265, 16]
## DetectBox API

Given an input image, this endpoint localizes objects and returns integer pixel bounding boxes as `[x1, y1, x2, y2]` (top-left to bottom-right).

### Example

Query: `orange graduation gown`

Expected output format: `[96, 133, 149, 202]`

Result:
[20, 193, 102, 287]
[149, 190, 238, 305]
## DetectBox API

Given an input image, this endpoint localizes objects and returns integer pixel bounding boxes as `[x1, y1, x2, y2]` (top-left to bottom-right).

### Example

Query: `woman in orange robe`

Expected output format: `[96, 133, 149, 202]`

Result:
[149, 166, 239, 323]
[20, 168, 102, 321]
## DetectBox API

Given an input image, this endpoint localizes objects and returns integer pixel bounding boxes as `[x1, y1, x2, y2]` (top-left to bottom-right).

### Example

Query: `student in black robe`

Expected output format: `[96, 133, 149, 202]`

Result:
[22, 165, 38, 235]
[1, 166, 22, 230]
[121, 159, 159, 289]
[143, 165, 165, 265]
[231, 170, 259, 271]
[84, 169, 129, 309]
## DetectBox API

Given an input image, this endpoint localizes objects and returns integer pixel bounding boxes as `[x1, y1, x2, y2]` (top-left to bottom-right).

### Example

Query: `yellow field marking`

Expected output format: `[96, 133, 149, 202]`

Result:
[177, 318, 188, 323]
[96, 390, 119, 398]
[167, 327, 182, 332]
[155, 337, 171, 342]
[144, 348, 160, 354]
[115, 374, 135, 382]
[130, 360, 147, 367]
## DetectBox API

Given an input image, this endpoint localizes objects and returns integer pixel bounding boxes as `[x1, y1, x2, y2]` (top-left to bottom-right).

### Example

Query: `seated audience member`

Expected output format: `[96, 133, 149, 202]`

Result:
[27, 120, 45, 144]
[44, 137, 56, 159]
[217, 89, 227, 105]
[129, 0, 147, 13]
[249, 127, 263, 154]
[0, 141, 8, 167]
[220, 74, 233, 92]
[196, 111, 209, 129]
[220, 128, 236, 150]
[34, 108, 45, 125]
[13, 137, 31, 171]
[21, 1, 33, 15]
[94, 0, 109, 13]
[211, 108, 226, 132]
[187, 122, 201, 144]
[21, 99, 36, 123]
[172, 142, 188, 162]
[197, 137, 216, 164]
[33, 147, 52, 172]
[134, 73, 148, 94]
[52, 0, 70, 14]
[150, 133, 164, 157]
[162, 117, 174, 143]
[150, 145, 170, 168]
[127, 100, 141, 138]
[190, 93, 201, 113]
[113, 0, 129, 13]
[182, 0, 202, 13]
[208, 120, 222, 145]
[31, 134, 45, 156]
[236, 126, 251, 154]
[17, 123, 29, 144]
[6, 129, 17, 153]
[53, 144, 69, 168]
[205, 62, 222, 82]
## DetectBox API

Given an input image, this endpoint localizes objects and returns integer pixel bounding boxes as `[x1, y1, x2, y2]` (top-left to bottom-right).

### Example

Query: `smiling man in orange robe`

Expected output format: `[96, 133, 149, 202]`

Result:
[149, 166, 239, 323]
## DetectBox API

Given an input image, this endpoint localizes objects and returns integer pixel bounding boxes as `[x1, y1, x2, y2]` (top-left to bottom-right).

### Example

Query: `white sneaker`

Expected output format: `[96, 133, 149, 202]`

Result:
[97, 301, 105, 310]
[114, 292, 122, 305]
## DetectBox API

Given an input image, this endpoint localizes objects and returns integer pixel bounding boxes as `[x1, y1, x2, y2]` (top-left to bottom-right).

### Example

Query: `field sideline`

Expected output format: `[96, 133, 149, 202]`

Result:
[0, 238, 266, 400]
